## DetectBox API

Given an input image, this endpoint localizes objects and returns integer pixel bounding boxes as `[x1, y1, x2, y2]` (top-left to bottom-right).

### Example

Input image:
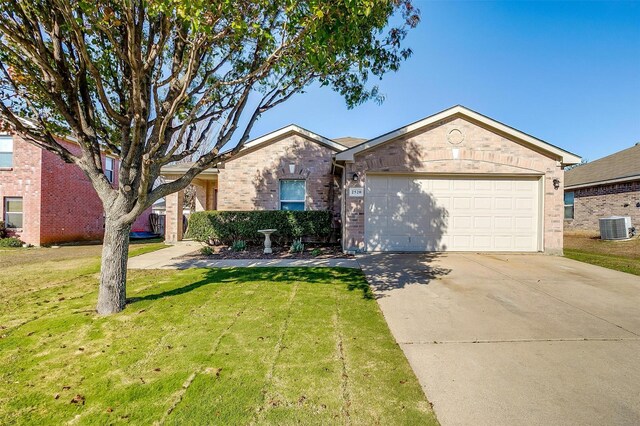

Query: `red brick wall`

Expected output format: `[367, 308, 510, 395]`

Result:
[0, 134, 42, 245]
[0, 135, 150, 245]
[39, 140, 151, 243]
[39, 141, 112, 243]
[565, 181, 640, 231]
[132, 210, 152, 233]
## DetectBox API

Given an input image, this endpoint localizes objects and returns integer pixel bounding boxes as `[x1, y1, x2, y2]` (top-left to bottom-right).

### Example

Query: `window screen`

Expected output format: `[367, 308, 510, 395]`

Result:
[280, 180, 305, 211]
[0, 137, 13, 168]
[564, 191, 574, 219]
[105, 157, 114, 183]
[5, 197, 23, 228]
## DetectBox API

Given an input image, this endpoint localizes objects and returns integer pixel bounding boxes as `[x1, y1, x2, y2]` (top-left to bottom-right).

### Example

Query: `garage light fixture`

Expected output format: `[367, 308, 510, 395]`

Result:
[553, 178, 560, 190]
[352, 173, 359, 182]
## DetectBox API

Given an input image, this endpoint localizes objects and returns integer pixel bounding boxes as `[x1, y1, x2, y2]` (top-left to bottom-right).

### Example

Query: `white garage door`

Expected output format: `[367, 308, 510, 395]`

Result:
[365, 175, 540, 252]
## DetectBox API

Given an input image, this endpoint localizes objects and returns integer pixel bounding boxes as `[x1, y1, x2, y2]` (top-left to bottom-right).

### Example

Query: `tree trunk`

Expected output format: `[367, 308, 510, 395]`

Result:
[96, 218, 132, 315]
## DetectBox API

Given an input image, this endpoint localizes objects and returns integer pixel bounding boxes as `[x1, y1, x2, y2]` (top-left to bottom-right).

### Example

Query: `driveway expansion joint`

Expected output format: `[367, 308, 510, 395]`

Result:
[360, 253, 640, 425]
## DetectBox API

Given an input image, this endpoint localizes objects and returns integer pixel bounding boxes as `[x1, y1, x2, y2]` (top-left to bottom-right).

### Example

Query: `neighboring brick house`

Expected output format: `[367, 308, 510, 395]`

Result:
[161, 105, 581, 254]
[0, 133, 151, 246]
[564, 144, 640, 232]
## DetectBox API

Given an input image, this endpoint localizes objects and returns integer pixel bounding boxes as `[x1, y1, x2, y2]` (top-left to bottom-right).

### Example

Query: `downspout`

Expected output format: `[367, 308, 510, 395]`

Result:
[332, 159, 346, 252]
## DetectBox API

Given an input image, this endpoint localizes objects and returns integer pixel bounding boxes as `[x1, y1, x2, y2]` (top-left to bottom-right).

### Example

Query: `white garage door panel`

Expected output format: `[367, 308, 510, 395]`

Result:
[365, 176, 540, 252]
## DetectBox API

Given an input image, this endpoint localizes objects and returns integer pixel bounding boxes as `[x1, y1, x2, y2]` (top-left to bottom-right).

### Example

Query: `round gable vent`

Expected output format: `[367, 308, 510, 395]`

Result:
[447, 128, 464, 145]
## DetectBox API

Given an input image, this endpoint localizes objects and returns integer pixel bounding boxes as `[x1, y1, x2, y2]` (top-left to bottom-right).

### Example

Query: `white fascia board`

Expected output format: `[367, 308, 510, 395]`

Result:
[160, 164, 219, 175]
[335, 105, 582, 165]
[242, 125, 346, 152]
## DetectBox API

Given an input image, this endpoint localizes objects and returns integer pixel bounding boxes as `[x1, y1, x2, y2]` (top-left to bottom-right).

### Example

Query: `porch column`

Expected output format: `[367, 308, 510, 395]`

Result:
[208, 182, 218, 210]
[165, 189, 184, 243]
[194, 180, 207, 212]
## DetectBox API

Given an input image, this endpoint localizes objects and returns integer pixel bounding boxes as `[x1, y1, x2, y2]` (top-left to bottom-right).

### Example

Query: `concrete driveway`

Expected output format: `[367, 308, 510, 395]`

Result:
[359, 253, 640, 426]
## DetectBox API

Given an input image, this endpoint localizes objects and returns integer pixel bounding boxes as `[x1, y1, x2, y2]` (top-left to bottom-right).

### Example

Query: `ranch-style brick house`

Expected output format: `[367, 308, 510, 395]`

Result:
[0, 133, 150, 246]
[564, 144, 640, 232]
[162, 105, 581, 254]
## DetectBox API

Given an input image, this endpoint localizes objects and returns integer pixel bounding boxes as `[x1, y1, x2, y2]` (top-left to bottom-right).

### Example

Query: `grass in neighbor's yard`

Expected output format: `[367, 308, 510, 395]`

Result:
[0, 246, 436, 425]
[0, 238, 167, 268]
[564, 232, 640, 276]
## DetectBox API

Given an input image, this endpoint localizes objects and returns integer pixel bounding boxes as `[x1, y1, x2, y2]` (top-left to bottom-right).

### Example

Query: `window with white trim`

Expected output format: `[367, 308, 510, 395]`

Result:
[105, 157, 114, 183]
[4, 197, 23, 228]
[280, 180, 305, 211]
[0, 136, 13, 168]
[564, 191, 574, 219]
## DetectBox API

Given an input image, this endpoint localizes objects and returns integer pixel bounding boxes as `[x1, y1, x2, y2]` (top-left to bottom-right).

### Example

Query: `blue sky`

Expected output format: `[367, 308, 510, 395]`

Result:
[250, 0, 640, 162]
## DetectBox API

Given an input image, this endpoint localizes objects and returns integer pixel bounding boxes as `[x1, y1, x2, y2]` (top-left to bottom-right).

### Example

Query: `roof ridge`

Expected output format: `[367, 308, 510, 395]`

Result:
[576, 143, 640, 166]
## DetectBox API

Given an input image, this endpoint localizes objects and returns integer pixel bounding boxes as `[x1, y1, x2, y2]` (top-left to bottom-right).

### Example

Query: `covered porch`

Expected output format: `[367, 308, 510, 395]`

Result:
[160, 164, 219, 243]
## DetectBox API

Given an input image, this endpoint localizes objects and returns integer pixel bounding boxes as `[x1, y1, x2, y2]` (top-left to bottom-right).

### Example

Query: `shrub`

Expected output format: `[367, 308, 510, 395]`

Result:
[311, 248, 322, 257]
[200, 246, 214, 256]
[231, 240, 247, 252]
[186, 210, 332, 246]
[289, 239, 304, 254]
[0, 221, 6, 239]
[0, 237, 23, 248]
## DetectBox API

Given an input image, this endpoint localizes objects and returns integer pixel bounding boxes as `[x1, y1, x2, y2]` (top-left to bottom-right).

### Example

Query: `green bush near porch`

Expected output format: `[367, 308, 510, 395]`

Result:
[0, 237, 23, 247]
[186, 210, 333, 246]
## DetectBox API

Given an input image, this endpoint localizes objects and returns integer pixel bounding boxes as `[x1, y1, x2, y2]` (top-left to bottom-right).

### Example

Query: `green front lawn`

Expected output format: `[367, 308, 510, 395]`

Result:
[0, 239, 167, 268]
[564, 249, 640, 276]
[0, 247, 436, 425]
[564, 232, 640, 276]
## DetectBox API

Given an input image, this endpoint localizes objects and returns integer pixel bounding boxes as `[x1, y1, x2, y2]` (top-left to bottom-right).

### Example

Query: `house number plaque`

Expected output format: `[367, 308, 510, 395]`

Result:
[349, 187, 364, 197]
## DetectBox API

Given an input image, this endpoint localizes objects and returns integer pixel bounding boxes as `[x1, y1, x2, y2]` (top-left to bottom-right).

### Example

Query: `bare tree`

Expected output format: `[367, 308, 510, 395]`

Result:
[0, 0, 419, 314]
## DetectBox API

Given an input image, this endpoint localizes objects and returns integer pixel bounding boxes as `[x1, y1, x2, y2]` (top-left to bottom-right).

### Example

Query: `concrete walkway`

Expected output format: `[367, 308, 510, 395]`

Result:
[359, 253, 640, 426]
[128, 241, 201, 269]
[128, 241, 359, 269]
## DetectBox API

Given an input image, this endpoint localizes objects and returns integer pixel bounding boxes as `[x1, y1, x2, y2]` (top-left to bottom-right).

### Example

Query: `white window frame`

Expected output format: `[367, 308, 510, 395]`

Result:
[279, 179, 306, 211]
[105, 157, 115, 183]
[564, 191, 574, 220]
[4, 197, 23, 229]
[0, 136, 13, 169]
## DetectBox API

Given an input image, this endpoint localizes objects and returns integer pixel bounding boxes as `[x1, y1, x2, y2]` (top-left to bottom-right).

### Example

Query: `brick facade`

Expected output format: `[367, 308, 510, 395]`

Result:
[217, 133, 340, 214]
[565, 181, 640, 231]
[0, 134, 150, 245]
[342, 117, 565, 254]
[164, 110, 574, 254]
[0, 135, 43, 244]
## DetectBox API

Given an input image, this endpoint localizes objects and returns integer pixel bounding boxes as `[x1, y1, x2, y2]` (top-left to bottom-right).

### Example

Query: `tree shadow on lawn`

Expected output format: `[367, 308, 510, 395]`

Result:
[126, 267, 373, 305]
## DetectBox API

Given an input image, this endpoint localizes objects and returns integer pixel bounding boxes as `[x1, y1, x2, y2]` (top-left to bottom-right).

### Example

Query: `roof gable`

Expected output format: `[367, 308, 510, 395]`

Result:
[240, 124, 346, 153]
[565, 144, 640, 189]
[335, 105, 581, 165]
[160, 125, 341, 177]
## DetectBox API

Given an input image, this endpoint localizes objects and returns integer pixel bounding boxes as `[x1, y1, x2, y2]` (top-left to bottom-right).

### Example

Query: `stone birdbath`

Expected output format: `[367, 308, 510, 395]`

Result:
[257, 229, 277, 254]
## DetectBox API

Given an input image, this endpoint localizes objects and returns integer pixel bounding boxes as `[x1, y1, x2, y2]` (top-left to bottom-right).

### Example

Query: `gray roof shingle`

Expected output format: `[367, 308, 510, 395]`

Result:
[332, 136, 367, 148]
[565, 144, 640, 188]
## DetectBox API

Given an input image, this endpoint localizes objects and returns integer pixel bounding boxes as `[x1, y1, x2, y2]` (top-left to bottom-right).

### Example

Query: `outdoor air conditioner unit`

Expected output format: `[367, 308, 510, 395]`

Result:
[599, 216, 635, 240]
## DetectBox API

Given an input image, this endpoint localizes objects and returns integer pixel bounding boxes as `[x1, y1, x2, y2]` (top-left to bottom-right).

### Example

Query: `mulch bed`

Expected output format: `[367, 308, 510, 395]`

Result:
[183, 244, 353, 260]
